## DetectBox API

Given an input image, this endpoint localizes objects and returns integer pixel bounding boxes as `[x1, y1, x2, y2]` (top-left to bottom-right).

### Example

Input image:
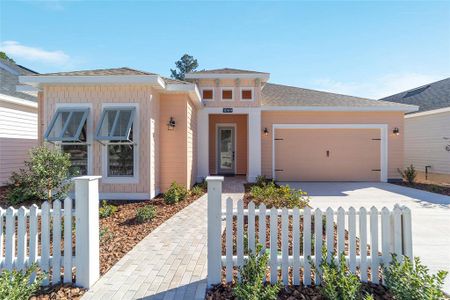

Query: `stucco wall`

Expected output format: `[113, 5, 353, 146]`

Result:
[261, 111, 404, 180]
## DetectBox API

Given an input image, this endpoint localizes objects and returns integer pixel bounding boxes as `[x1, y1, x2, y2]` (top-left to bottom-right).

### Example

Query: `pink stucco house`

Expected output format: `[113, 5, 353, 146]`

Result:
[20, 68, 418, 200]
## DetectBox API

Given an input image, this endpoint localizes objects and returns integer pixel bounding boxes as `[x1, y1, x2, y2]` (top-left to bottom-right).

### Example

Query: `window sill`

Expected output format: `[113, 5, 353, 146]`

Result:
[102, 176, 139, 184]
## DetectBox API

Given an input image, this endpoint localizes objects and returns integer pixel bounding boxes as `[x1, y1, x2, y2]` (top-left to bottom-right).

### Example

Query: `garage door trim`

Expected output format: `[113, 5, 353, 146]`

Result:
[272, 124, 388, 182]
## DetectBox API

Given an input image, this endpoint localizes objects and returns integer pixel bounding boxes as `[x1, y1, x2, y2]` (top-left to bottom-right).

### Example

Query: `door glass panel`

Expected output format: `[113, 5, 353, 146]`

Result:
[219, 129, 232, 170]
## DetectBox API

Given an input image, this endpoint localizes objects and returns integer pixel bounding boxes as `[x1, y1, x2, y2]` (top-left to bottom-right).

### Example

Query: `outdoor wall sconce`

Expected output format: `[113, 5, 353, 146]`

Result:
[263, 127, 269, 136]
[393, 127, 400, 136]
[167, 117, 176, 130]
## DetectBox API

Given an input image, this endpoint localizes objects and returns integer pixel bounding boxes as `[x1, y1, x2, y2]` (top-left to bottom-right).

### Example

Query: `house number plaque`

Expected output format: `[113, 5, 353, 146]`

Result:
[223, 108, 233, 113]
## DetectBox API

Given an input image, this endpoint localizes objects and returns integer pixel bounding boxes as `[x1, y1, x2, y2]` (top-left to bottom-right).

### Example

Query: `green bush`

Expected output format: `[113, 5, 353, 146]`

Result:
[310, 247, 364, 300]
[6, 146, 72, 204]
[255, 175, 272, 187]
[250, 182, 309, 209]
[100, 226, 114, 245]
[398, 164, 417, 184]
[0, 263, 44, 299]
[383, 254, 447, 300]
[233, 244, 280, 300]
[164, 182, 188, 204]
[99, 200, 118, 219]
[189, 185, 204, 197]
[136, 205, 157, 223]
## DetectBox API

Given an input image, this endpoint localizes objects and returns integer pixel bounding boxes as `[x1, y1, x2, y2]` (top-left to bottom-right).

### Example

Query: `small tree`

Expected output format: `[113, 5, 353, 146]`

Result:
[170, 54, 198, 80]
[0, 51, 15, 63]
[398, 164, 417, 184]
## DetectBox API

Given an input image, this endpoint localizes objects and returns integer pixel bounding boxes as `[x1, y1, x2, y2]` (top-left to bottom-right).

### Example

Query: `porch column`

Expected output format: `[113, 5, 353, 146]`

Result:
[247, 110, 261, 182]
[197, 109, 209, 181]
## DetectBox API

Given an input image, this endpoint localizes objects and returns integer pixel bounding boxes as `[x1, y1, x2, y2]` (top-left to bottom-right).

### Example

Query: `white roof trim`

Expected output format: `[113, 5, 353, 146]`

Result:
[185, 73, 270, 80]
[16, 84, 40, 96]
[19, 75, 166, 89]
[0, 93, 38, 108]
[260, 105, 419, 113]
[405, 106, 450, 118]
[165, 83, 202, 107]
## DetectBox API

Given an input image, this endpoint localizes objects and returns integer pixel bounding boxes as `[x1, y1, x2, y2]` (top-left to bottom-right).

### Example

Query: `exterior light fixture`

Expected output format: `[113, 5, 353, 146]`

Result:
[167, 117, 176, 130]
[263, 128, 269, 136]
[393, 127, 400, 135]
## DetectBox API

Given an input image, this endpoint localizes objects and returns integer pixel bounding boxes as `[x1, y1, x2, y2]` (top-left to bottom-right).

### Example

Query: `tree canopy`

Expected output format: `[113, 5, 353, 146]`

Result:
[170, 54, 198, 80]
[0, 51, 15, 63]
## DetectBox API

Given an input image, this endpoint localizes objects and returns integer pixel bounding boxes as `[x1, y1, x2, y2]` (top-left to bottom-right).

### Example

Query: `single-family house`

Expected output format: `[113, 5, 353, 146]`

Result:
[19, 67, 418, 199]
[0, 59, 38, 186]
[381, 77, 450, 184]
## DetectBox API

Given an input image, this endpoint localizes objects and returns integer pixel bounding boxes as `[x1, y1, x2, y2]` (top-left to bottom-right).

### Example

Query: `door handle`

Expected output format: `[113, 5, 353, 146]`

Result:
[326, 150, 330, 157]
[232, 151, 235, 161]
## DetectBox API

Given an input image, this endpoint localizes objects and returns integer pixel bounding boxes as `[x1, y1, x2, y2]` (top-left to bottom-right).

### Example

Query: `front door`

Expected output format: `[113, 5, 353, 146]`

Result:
[217, 127, 235, 174]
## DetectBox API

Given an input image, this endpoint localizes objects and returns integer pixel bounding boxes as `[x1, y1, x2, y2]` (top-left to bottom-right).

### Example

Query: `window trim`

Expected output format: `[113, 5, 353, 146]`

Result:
[200, 87, 215, 101]
[44, 107, 89, 142]
[100, 103, 139, 184]
[240, 87, 255, 101]
[96, 106, 136, 141]
[220, 87, 234, 101]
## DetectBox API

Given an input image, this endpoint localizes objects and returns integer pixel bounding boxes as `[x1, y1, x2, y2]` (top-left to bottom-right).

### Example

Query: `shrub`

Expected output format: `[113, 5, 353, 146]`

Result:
[310, 247, 363, 300]
[383, 254, 447, 300]
[250, 182, 309, 209]
[99, 200, 118, 219]
[233, 244, 280, 300]
[398, 164, 417, 184]
[100, 227, 114, 245]
[136, 205, 157, 223]
[255, 175, 272, 187]
[164, 182, 188, 204]
[0, 263, 44, 299]
[189, 185, 204, 197]
[6, 146, 72, 204]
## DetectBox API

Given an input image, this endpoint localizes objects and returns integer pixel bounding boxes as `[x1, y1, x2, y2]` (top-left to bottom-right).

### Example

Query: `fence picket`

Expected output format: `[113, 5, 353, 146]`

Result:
[337, 207, 345, 256]
[237, 199, 244, 280]
[393, 205, 402, 259]
[326, 208, 334, 262]
[281, 208, 289, 285]
[248, 202, 255, 254]
[314, 208, 323, 285]
[41, 201, 50, 285]
[5, 207, 15, 269]
[17, 207, 27, 270]
[0, 208, 3, 268]
[52, 200, 62, 284]
[401, 206, 413, 261]
[303, 207, 311, 285]
[292, 207, 300, 285]
[226, 198, 233, 282]
[270, 207, 278, 284]
[370, 207, 379, 284]
[381, 207, 391, 267]
[348, 207, 356, 273]
[29, 204, 38, 280]
[258, 204, 266, 254]
[63, 197, 72, 283]
[359, 207, 368, 282]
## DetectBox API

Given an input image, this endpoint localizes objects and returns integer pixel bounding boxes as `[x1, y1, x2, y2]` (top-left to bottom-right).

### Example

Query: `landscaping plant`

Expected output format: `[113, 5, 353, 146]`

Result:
[255, 175, 273, 187]
[398, 164, 417, 184]
[250, 182, 309, 209]
[233, 244, 280, 300]
[99, 227, 115, 245]
[99, 200, 118, 219]
[383, 254, 447, 300]
[189, 185, 204, 197]
[0, 263, 44, 299]
[6, 146, 72, 204]
[136, 205, 157, 223]
[164, 182, 188, 204]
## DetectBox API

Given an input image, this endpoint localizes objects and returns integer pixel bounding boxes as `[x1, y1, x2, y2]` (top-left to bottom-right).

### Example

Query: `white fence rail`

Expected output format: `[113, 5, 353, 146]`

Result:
[0, 176, 101, 288]
[206, 176, 413, 286]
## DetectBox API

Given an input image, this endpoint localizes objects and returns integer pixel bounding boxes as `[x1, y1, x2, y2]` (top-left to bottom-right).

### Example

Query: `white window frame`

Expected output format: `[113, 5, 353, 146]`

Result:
[240, 87, 254, 101]
[220, 87, 234, 101]
[100, 103, 139, 184]
[200, 87, 215, 101]
[54, 103, 93, 176]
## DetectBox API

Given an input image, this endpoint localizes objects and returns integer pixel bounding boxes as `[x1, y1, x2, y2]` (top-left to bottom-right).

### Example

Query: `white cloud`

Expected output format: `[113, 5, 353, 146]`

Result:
[311, 73, 447, 99]
[0, 41, 70, 66]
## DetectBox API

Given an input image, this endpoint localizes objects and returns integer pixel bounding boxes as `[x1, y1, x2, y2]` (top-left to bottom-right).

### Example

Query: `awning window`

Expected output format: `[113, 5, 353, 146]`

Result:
[96, 107, 135, 141]
[45, 108, 89, 142]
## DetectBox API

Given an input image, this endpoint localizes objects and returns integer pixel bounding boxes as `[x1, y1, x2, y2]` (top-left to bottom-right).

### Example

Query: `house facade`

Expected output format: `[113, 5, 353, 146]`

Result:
[20, 67, 417, 200]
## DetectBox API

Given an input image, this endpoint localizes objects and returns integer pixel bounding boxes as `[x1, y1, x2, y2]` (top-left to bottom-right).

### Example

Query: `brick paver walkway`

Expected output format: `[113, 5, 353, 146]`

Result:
[82, 177, 245, 300]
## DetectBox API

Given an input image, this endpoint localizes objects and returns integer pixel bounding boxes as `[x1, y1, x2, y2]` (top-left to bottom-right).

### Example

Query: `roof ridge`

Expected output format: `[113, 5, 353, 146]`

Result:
[379, 77, 450, 100]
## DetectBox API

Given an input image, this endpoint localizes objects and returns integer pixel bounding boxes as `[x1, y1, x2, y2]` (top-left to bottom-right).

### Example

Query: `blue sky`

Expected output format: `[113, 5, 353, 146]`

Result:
[1, 1, 449, 98]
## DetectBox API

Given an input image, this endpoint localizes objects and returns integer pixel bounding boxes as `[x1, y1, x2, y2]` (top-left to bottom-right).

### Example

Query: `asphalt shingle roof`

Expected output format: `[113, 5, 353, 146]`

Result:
[261, 82, 414, 108]
[380, 77, 450, 112]
[189, 68, 268, 75]
[0, 58, 37, 101]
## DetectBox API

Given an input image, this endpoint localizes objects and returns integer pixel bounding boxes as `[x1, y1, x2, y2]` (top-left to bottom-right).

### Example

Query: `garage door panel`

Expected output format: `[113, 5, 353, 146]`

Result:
[275, 129, 380, 181]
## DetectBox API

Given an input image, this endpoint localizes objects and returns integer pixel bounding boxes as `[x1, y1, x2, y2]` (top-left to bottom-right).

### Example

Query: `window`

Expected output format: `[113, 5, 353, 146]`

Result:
[221, 88, 233, 101]
[241, 88, 254, 101]
[202, 89, 214, 100]
[96, 107, 136, 178]
[45, 107, 90, 176]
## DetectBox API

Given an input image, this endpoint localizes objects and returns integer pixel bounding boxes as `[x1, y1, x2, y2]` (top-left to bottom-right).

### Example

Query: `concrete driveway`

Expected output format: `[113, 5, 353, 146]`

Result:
[280, 182, 450, 294]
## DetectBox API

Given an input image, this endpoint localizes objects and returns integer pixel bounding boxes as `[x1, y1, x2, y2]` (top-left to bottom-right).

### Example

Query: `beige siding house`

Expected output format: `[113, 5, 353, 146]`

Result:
[20, 67, 417, 199]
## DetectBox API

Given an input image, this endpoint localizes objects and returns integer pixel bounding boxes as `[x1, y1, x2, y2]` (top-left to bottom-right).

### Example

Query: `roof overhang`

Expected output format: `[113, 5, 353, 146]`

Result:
[16, 84, 40, 96]
[0, 93, 38, 108]
[405, 106, 450, 118]
[185, 73, 270, 80]
[260, 105, 419, 113]
[165, 83, 202, 107]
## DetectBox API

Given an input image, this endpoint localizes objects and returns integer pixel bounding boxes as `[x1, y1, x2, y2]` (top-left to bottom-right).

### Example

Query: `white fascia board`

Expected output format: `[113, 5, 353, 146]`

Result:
[0, 93, 38, 108]
[19, 75, 166, 89]
[261, 105, 419, 113]
[405, 106, 450, 118]
[166, 83, 202, 107]
[185, 73, 270, 80]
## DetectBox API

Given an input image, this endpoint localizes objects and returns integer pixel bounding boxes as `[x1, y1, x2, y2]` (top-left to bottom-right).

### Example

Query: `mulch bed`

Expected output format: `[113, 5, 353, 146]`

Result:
[394, 181, 450, 196]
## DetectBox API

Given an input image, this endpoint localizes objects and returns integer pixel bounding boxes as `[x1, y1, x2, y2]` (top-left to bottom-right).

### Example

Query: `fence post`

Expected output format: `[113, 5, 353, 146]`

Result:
[74, 175, 101, 288]
[206, 176, 224, 287]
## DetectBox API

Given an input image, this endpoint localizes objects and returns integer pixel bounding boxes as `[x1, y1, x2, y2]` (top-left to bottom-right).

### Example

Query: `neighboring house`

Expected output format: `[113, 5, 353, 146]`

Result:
[0, 59, 38, 186]
[19, 67, 417, 200]
[381, 78, 450, 184]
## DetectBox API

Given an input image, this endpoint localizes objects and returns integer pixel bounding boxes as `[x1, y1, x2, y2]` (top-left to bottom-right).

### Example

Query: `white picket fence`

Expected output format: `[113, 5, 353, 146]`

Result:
[0, 176, 101, 288]
[206, 177, 413, 286]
